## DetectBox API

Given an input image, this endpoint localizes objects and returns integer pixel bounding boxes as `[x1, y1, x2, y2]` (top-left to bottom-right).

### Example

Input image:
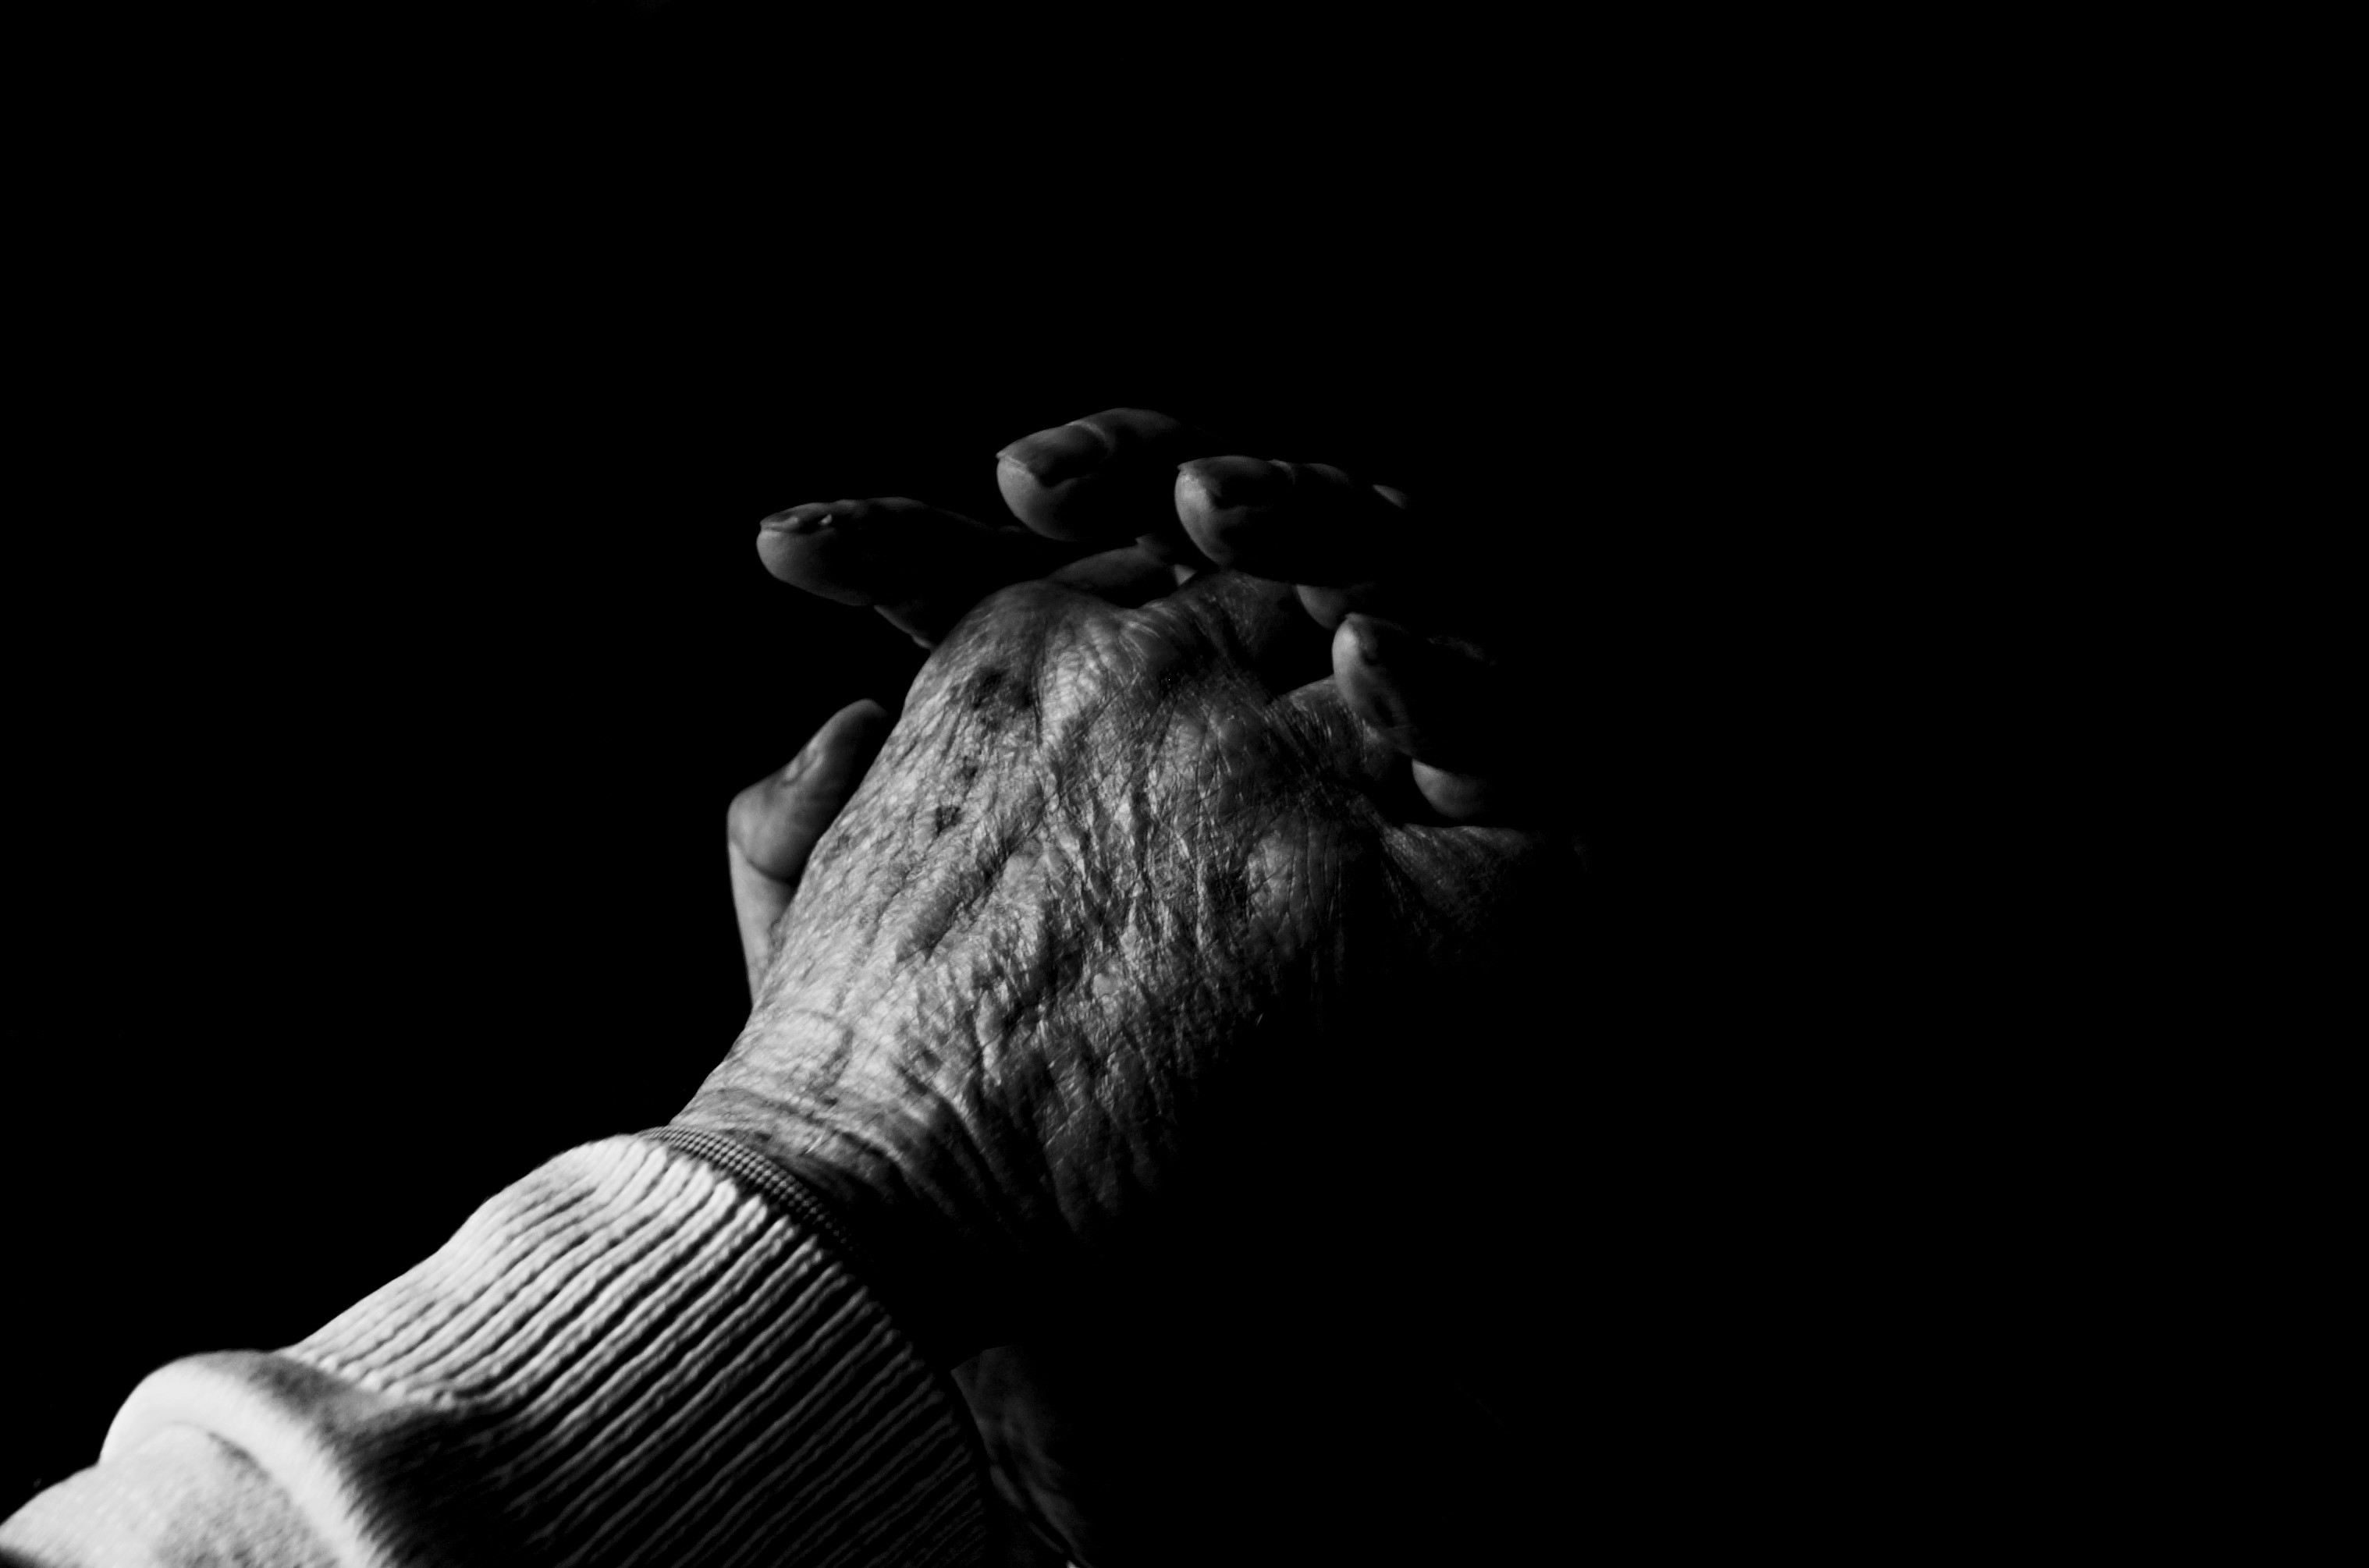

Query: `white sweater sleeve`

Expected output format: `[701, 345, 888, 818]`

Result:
[1, 1136, 995, 1567]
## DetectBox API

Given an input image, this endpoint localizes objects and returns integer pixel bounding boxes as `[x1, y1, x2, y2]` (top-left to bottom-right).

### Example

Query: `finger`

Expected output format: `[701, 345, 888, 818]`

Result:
[1174, 459, 1420, 588]
[1179, 460, 1549, 816]
[758, 498, 1074, 647]
[1043, 543, 1177, 605]
[1176, 459, 1458, 633]
[996, 408, 1224, 558]
[1407, 759, 1513, 824]
[1331, 615, 1525, 823]
[727, 698, 893, 1001]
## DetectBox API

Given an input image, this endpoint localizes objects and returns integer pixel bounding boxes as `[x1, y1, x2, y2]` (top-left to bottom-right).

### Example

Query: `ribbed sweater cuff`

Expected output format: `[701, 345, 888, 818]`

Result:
[87, 1135, 994, 1567]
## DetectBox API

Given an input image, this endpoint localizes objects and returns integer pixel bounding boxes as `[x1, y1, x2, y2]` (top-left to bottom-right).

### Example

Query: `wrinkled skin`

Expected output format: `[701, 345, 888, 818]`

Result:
[691, 562, 1580, 1564]
[687, 569, 1561, 1290]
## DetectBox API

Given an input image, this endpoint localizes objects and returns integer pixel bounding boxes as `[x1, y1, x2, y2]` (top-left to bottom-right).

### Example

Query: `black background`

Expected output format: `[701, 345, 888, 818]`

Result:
[3, 2, 2005, 1545]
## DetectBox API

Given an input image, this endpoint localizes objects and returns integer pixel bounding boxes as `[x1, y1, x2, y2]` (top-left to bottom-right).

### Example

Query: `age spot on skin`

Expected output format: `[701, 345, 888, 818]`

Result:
[1203, 861, 1253, 924]
[964, 665, 1033, 721]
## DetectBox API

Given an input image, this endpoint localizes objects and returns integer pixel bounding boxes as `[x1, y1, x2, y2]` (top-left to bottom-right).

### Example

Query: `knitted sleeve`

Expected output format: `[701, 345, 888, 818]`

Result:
[0, 1135, 996, 1567]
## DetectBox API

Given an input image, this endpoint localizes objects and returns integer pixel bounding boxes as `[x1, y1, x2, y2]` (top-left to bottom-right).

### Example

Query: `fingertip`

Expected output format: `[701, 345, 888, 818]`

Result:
[818, 695, 895, 750]
[1332, 614, 1509, 778]
[1173, 463, 1216, 552]
[1298, 583, 1357, 630]
[1341, 611, 1383, 664]
[1177, 459, 1412, 589]
[1331, 612, 1408, 747]
[1174, 456, 1288, 566]
[755, 524, 797, 583]
[1330, 620, 1515, 823]
[1411, 760, 1503, 823]
[876, 601, 947, 647]
[995, 453, 1051, 534]
[811, 693, 899, 779]
[1000, 410, 1222, 543]
[995, 424, 1121, 541]
[755, 501, 876, 605]
[759, 501, 832, 533]
[726, 773, 774, 852]
[735, 697, 897, 877]
[760, 498, 1075, 630]
[996, 423, 1110, 488]
[1330, 611, 1407, 694]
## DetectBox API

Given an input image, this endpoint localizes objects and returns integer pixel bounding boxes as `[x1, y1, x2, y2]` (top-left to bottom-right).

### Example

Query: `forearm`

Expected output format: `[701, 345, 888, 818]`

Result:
[2, 1136, 994, 1566]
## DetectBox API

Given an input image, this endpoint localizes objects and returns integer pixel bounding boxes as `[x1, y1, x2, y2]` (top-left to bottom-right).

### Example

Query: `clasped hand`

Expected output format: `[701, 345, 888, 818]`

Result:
[699, 409, 1579, 1563]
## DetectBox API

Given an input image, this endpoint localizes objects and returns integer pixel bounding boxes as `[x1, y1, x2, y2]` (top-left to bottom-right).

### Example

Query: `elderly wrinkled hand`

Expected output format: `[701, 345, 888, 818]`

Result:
[690, 565, 1572, 1321]
[696, 405, 1572, 1317]
[709, 411, 1580, 1563]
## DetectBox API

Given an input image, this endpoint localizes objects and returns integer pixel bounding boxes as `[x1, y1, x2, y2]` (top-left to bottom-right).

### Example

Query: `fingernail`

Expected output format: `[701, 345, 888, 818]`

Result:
[1181, 456, 1291, 511]
[761, 502, 837, 533]
[1342, 612, 1413, 668]
[996, 424, 1109, 487]
[1343, 612, 1382, 665]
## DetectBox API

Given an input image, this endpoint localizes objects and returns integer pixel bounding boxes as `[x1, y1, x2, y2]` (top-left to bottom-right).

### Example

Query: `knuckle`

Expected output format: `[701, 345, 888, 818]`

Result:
[1079, 407, 1176, 445]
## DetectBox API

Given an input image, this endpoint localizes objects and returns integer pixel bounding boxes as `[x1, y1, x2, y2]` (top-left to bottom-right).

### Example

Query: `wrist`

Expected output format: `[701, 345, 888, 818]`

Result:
[659, 1105, 1021, 1368]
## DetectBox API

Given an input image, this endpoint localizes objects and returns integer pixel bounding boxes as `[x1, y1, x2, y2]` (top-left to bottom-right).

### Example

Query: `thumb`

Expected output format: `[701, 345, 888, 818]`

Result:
[726, 698, 893, 1003]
